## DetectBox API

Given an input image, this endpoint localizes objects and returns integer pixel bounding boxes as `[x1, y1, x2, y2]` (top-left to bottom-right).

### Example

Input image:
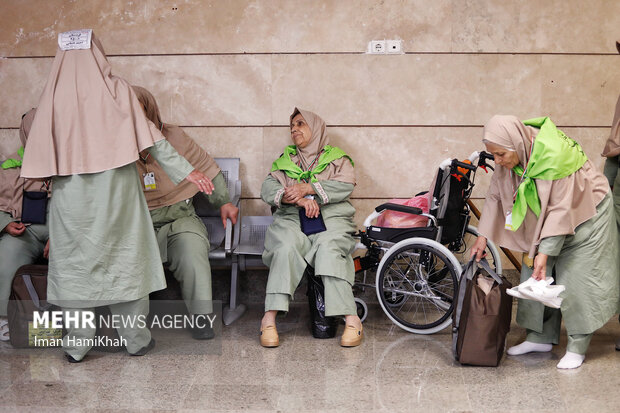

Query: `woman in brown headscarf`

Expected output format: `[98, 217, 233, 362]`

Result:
[132, 85, 238, 339]
[0, 109, 47, 341]
[471, 115, 619, 369]
[260, 108, 361, 347]
[602, 92, 620, 351]
[21, 30, 212, 362]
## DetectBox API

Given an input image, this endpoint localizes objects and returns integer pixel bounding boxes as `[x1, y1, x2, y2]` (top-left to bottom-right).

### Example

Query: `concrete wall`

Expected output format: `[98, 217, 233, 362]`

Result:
[1, 1, 619, 269]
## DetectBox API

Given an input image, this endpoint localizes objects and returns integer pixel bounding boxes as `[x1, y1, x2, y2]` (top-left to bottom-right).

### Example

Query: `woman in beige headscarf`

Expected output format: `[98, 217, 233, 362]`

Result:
[471, 115, 619, 369]
[260, 108, 361, 347]
[133, 85, 238, 339]
[21, 30, 212, 362]
[602, 92, 620, 351]
[0, 108, 47, 341]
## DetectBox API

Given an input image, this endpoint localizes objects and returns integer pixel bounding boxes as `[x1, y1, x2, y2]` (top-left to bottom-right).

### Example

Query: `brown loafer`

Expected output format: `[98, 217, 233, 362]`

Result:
[260, 325, 279, 347]
[340, 324, 363, 347]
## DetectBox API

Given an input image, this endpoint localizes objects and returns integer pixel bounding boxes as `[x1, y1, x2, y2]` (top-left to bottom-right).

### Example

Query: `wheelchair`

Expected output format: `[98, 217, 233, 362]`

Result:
[352, 151, 502, 334]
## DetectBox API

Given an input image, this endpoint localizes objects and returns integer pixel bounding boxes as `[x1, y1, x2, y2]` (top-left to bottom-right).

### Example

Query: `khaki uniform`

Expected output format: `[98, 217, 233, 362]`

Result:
[261, 176, 357, 317]
[149, 172, 230, 315]
[51, 139, 193, 359]
[517, 193, 619, 354]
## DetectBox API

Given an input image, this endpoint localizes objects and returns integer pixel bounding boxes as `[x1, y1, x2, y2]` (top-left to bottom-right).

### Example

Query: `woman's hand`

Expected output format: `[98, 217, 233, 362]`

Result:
[185, 170, 214, 194]
[220, 202, 239, 228]
[3, 222, 26, 237]
[531, 253, 548, 281]
[283, 183, 313, 205]
[297, 197, 320, 218]
[470, 236, 488, 262]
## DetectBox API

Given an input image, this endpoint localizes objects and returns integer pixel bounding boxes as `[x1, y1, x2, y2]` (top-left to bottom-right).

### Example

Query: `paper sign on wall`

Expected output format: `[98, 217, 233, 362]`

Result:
[58, 29, 92, 51]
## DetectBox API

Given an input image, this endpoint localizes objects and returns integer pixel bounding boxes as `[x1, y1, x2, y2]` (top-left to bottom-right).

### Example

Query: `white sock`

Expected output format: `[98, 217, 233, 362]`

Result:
[557, 351, 585, 369]
[506, 341, 553, 355]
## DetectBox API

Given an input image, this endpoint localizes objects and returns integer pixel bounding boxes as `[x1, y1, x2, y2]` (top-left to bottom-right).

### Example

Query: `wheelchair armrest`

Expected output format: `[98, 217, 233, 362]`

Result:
[375, 203, 423, 215]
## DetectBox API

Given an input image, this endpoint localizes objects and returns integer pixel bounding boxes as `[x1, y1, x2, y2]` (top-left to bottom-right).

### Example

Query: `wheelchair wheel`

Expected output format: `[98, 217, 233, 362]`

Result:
[376, 238, 461, 334]
[453, 225, 503, 275]
[354, 298, 368, 323]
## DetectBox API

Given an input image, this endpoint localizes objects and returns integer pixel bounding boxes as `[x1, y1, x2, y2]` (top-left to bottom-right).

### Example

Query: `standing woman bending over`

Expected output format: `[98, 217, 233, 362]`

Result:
[471, 115, 619, 369]
[21, 30, 213, 362]
[260, 108, 362, 347]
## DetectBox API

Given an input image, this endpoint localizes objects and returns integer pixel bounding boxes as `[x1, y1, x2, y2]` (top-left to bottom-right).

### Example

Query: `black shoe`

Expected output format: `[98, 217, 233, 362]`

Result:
[65, 353, 82, 363]
[192, 315, 215, 340]
[131, 338, 156, 356]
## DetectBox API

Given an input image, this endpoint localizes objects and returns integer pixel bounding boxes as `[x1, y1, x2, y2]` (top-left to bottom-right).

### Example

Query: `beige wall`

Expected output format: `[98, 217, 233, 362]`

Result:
[1, 1, 619, 268]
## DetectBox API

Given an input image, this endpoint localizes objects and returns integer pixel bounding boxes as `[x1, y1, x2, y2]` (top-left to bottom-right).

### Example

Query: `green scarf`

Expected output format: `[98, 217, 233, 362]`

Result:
[510, 117, 587, 231]
[1, 147, 24, 169]
[271, 145, 354, 183]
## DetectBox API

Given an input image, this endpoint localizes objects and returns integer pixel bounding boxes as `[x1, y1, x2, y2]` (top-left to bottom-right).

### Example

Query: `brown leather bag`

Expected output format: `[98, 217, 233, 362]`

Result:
[7, 265, 121, 351]
[452, 258, 513, 367]
[7, 265, 61, 348]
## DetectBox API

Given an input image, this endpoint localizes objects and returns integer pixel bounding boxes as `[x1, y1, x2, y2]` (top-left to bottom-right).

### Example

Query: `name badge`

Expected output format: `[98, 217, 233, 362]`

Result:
[143, 172, 156, 190]
[504, 211, 513, 231]
[58, 29, 92, 51]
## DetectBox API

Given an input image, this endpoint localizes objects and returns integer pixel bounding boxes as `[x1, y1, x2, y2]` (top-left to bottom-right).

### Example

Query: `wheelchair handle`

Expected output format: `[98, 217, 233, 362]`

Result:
[452, 160, 477, 171]
[479, 151, 494, 161]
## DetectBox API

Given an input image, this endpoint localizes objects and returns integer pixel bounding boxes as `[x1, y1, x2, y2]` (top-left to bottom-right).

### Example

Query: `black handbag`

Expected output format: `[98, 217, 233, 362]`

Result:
[21, 182, 48, 225]
[306, 267, 339, 339]
[299, 209, 326, 236]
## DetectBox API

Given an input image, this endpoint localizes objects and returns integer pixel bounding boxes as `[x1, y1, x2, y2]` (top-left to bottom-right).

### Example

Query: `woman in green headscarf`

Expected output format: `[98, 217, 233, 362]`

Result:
[471, 115, 618, 369]
[259, 108, 362, 348]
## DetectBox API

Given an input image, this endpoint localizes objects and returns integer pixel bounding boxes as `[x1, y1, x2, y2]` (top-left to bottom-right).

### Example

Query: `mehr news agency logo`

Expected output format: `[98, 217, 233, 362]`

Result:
[31, 310, 217, 347]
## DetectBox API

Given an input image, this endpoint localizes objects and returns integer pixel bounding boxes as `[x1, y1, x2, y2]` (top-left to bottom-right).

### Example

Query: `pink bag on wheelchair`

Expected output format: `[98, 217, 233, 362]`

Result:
[376, 192, 431, 228]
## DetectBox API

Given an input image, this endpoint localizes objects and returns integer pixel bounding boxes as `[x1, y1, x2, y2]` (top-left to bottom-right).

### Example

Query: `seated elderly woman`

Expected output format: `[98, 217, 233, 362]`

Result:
[471, 115, 619, 369]
[0, 109, 47, 341]
[259, 108, 361, 347]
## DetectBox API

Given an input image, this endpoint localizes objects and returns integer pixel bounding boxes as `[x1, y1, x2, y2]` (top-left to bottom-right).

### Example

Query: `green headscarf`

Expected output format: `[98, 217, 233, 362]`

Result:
[510, 117, 587, 230]
[271, 144, 353, 183]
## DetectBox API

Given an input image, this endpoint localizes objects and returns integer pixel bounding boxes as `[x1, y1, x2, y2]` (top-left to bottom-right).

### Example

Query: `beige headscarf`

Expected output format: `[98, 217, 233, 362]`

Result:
[133, 86, 220, 210]
[21, 32, 164, 178]
[602, 94, 620, 158]
[270, 108, 355, 187]
[477, 115, 609, 257]
[0, 109, 46, 220]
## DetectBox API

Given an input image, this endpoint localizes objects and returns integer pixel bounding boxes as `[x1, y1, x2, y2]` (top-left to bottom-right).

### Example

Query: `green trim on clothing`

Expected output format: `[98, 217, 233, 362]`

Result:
[1, 147, 24, 169]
